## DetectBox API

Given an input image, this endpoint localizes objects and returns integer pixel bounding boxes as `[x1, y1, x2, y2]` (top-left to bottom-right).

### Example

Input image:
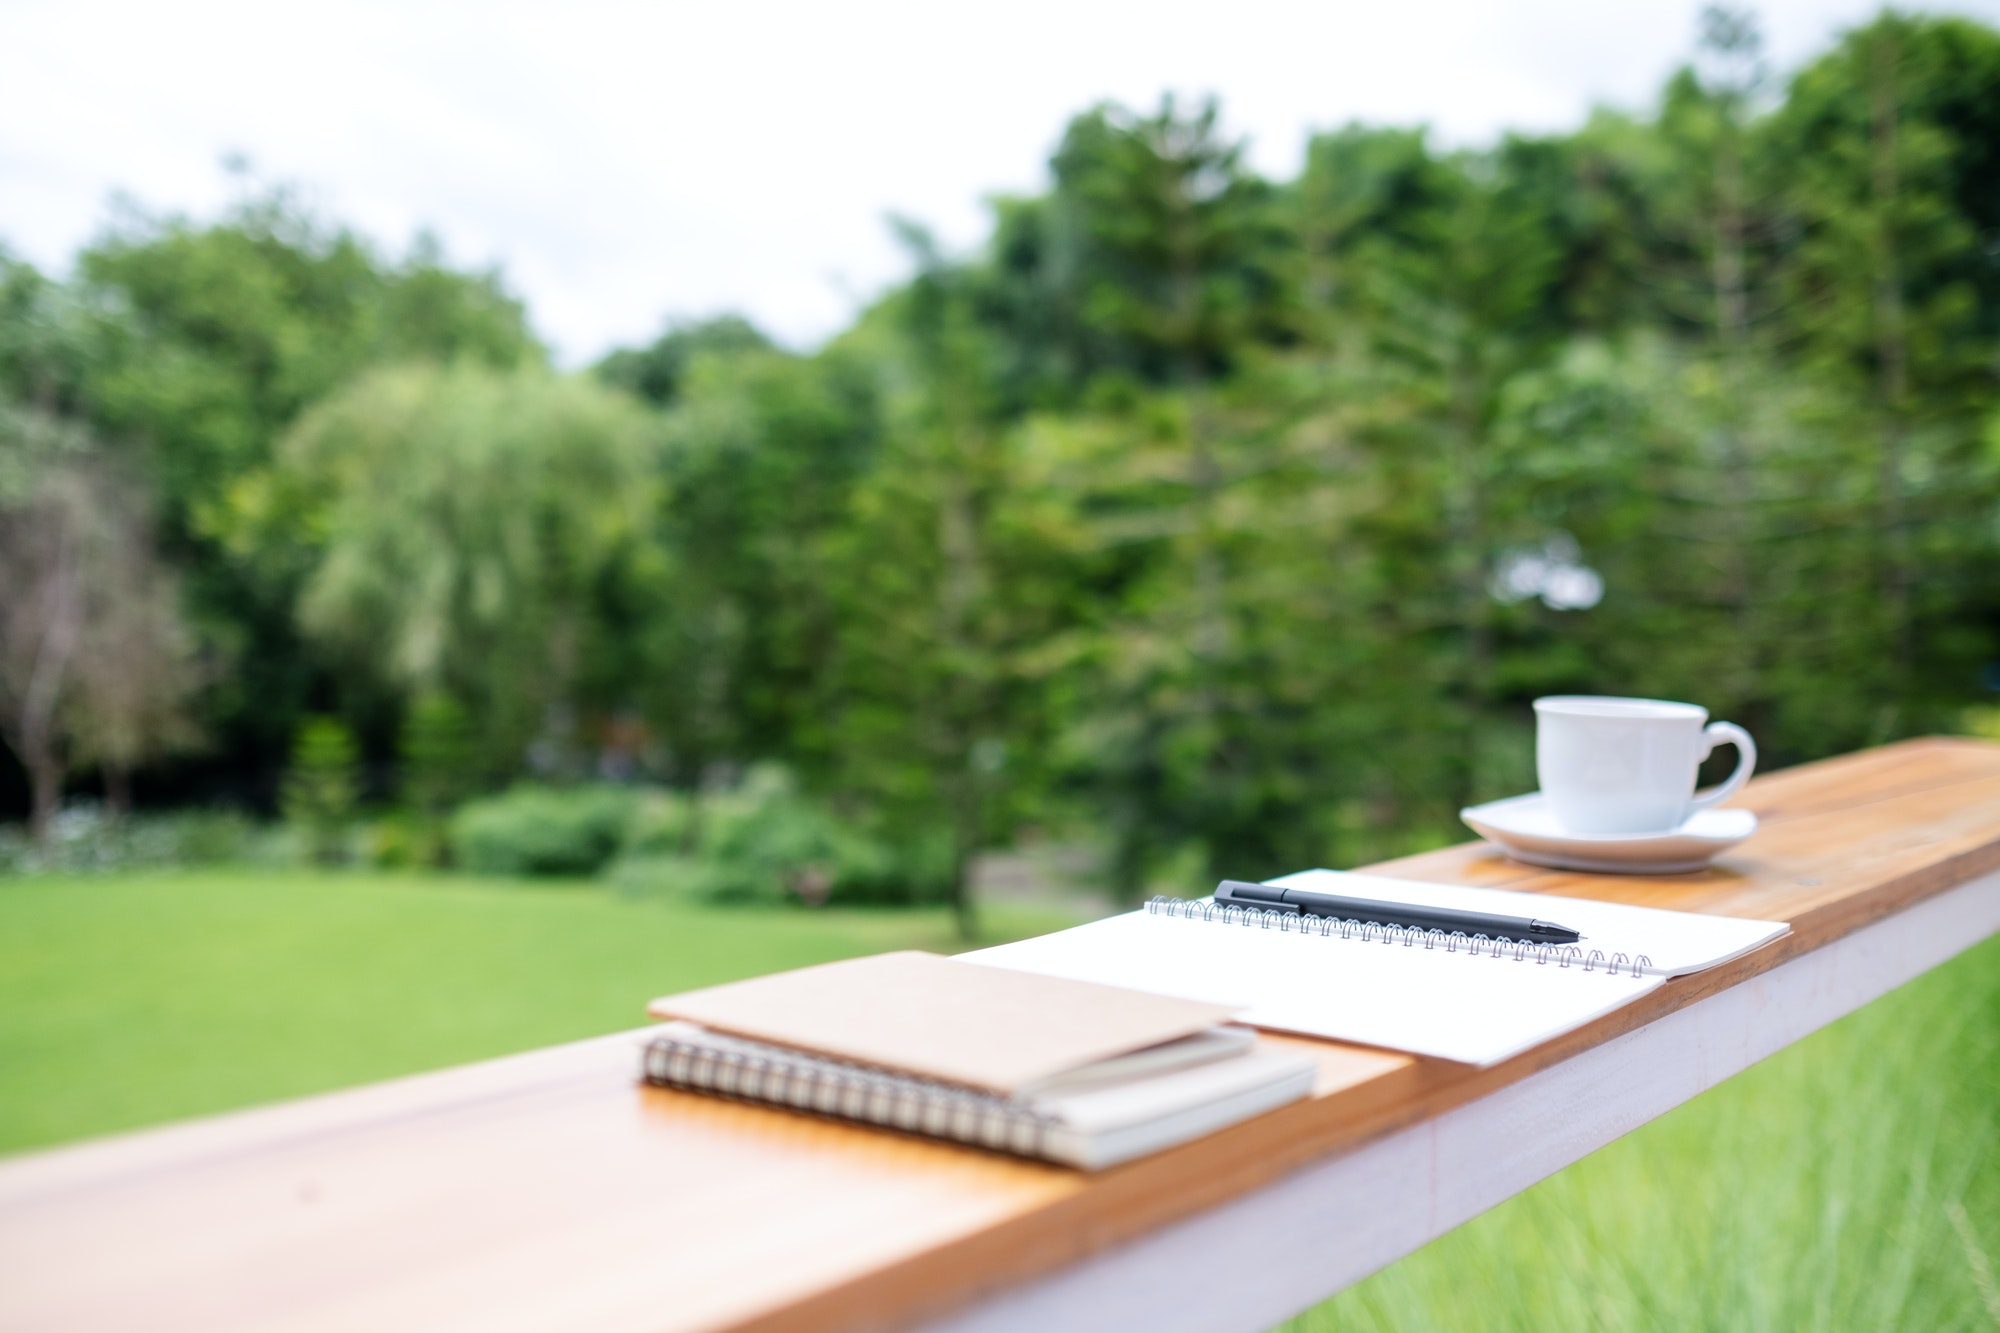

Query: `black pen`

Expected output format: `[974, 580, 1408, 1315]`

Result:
[1212, 880, 1583, 946]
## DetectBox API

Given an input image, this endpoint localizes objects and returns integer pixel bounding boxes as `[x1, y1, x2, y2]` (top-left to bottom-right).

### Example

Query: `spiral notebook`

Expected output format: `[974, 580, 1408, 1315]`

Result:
[963, 870, 1790, 1066]
[641, 951, 1317, 1168]
[641, 1020, 1315, 1169]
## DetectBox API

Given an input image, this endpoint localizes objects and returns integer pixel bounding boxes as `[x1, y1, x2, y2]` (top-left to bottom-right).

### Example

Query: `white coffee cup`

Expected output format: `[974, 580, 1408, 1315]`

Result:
[1533, 695, 1756, 836]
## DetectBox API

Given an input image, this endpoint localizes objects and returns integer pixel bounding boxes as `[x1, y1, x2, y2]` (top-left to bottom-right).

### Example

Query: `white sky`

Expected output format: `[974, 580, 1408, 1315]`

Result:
[5, 0, 1998, 363]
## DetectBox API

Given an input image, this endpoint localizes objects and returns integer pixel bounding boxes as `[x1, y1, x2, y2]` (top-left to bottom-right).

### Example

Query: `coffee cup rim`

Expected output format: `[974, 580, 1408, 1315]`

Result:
[1534, 694, 1708, 721]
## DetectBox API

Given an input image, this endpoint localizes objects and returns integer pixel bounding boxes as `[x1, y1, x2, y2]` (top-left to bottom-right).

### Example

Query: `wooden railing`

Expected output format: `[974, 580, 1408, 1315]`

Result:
[2, 737, 1998, 1333]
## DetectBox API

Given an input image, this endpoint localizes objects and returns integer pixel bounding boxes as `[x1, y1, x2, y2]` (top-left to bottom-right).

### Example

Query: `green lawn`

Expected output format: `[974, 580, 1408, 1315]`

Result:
[0, 868, 1077, 1153]
[2, 871, 1996, 1330]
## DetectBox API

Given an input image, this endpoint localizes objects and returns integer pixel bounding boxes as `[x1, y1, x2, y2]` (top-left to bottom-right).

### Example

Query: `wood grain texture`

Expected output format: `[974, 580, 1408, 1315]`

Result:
[2, 737, 1997, 1333]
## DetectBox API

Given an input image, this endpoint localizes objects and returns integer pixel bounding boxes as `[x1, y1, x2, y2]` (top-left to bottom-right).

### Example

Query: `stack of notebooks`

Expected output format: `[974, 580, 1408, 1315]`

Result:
[644, 952, 1317, 1169]
[642, 870, 1790, 1168]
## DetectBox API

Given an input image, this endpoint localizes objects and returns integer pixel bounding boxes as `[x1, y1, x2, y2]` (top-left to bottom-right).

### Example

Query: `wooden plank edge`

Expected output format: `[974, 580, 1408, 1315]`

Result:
[914, 867, 2000, 1333]
[717, 768, 2000, 1333]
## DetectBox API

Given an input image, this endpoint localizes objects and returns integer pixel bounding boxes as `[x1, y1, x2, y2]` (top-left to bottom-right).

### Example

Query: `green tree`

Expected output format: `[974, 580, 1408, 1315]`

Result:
[1031, 98, 1304, 895]
[594, 315, 772, 407]
[822, 227, 1068, 934]
[1766, 14, 2000, 724]
[36, 192, 543, 799]
[1288, 125, 1577, 818]
[629, 340, 882, 785]
[7, 14, 1998, 885]
[270, 364, 658, 774]
[1047, 94, 1293, 385]
[399, 692, 479, 863]
[280, 715, 359, 864]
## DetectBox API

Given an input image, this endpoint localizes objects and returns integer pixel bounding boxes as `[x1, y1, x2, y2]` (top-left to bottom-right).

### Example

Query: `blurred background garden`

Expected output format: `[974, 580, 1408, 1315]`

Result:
[3, 2, 2000, 1327]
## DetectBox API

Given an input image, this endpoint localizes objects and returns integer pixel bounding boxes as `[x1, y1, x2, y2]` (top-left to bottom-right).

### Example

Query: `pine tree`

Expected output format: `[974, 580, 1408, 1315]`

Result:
[281, 716, 359, 864]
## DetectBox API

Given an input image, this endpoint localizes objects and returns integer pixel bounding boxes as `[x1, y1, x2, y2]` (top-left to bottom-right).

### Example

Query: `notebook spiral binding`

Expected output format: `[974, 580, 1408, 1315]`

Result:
[1144, 896, 1654, 978]
[642, 1034, 1061, 1159]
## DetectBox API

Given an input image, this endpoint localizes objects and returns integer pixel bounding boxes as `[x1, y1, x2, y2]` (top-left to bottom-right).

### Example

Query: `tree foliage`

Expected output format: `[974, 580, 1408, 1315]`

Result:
[3, 12, 1999, 918]
[0, 410, 203, 842]
[0, 195, 544, 793]
[271, 363, 659, 771]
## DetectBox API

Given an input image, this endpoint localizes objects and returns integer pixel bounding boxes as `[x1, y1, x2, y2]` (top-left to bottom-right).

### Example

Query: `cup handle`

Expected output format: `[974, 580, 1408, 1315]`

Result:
[1688, 721, 1757, 814]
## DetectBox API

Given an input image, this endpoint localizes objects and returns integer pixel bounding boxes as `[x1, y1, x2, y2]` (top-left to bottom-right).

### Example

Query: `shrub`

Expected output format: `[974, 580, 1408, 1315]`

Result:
[361, 812, 428, 869]
[164, 809, 258, 865]
[0, 805, 257, 874]
[620, 789, 695, 856]
[445, 769, 947, 901]
[448, 784, 638, 877]
[607, 766, 948, 906]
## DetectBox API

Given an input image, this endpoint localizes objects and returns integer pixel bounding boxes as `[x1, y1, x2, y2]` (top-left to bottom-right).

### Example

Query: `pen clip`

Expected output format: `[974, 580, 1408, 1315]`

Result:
[1214, 880, 1299, 912]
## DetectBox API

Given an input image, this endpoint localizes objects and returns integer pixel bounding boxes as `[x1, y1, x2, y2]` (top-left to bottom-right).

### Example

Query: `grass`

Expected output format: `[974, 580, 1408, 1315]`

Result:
[0, 868, 1079, 1154]
[1280, 930, 2000, 1332]
[2, 870, 1996, 1330]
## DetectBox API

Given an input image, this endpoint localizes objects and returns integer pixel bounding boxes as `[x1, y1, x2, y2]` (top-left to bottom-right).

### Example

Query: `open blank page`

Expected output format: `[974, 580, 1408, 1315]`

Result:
[964, 911, 1660, 1066]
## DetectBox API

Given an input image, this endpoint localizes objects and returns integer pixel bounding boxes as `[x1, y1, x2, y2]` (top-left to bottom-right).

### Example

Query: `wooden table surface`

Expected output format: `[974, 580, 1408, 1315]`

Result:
[4, 737, 2000, 1333]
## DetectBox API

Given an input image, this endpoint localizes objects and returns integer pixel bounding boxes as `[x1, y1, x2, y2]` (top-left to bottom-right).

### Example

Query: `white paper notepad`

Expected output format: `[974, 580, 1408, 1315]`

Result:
[962, 870, 1789, 1066]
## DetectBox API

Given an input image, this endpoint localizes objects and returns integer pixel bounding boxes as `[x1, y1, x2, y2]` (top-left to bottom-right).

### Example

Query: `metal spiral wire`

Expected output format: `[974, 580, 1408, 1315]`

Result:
[1143, 895, 1653, 978]
[644, 1036, 1058, 1158]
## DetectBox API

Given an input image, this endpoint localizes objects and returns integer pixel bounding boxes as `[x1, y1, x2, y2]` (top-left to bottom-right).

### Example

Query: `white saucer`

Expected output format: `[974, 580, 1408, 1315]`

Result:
[1460, 792, 1758, 874]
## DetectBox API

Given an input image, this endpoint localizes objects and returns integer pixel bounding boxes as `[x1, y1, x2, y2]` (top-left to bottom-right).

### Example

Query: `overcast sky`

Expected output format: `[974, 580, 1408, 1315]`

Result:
[5, 0, 1998, 363]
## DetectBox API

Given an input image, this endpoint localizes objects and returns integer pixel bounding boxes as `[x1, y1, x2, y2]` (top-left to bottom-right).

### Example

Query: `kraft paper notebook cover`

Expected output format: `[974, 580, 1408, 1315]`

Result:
[963, 869, 1791, 1067]
[648, 950, 1240, 1093]
[641, 951, 1317, 1168]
